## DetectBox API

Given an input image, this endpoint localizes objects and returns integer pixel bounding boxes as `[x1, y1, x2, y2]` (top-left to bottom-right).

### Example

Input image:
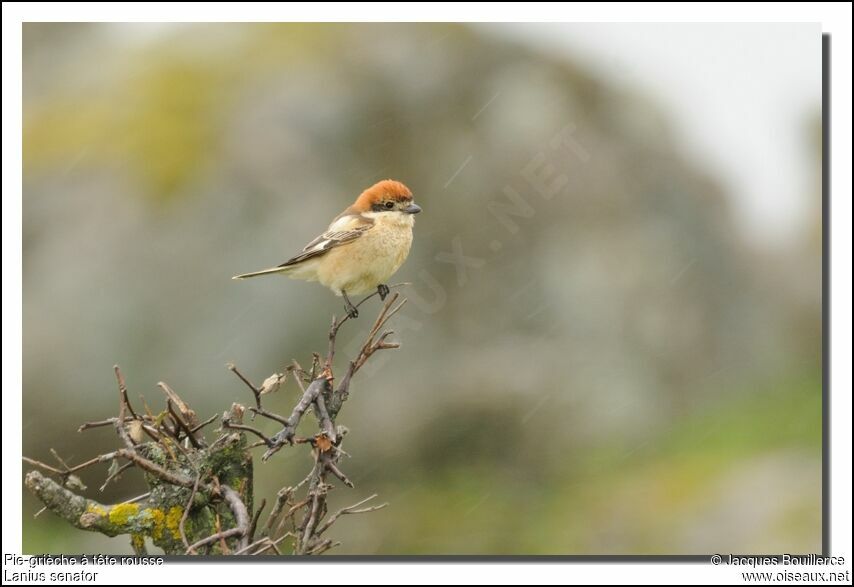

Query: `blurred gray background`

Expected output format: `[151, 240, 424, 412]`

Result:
[23, 23, 822, 554]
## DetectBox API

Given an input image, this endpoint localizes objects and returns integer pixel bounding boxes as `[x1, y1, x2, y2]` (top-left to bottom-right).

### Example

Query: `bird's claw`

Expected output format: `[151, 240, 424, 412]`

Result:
[377, 284, 390, 301]
[342, 291, 359, 319]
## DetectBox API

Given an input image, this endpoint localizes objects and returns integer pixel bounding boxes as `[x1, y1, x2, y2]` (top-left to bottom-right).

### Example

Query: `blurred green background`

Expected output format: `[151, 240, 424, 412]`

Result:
[22, 23, 822, 555]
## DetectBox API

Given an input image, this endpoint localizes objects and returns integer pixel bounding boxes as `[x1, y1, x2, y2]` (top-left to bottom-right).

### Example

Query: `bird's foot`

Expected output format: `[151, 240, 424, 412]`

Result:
[377, 284, 390, 301]
[342, 291, 359, 319]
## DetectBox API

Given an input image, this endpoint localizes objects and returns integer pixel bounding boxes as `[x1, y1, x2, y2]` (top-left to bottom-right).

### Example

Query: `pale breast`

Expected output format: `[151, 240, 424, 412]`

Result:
[316, 218, 414, 295]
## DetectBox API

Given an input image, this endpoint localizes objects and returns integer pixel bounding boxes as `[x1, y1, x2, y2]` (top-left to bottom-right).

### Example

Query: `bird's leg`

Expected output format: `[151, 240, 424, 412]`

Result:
[342, 290, 359, 319]
[377, 284, 390, 301]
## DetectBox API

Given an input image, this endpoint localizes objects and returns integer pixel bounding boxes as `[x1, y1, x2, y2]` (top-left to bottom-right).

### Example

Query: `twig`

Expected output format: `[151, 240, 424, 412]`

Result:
[291, 360, 308, 394]
[233, 537, 267, 555]
[115, 449, 194, 487]
[266, 469, 313, 539]
[247, 407, 289, 426]
[78, 416, 157, 433]
[126, 492, 151, 504]
[325, 314, 339, 372]
[190, 413, 218, 434]
[99, 461, 134, 491]
[223, 422, 274, 446]
[114, 367, 136, 449]
[140, 423, 162, 443]
[22, 456, 64, 475]
[323, 457, 354, 488]
[248, 498, 266, 543]
[186, 527, 243, 555]
[50, 449, 73, 471]
[325, 282, 409, 370]
[314, 494, 387, 537]
[276, 501, 305, 542]
[262, 486, 292, 538]
[353, 295, 406, 373]
[78, 418, 123, 432]
[114, 365, 138, 420]
[310, 353, 321, 380]
[287, 377, 330, 427]
[158, 417, 180, 441]
[330, 295, 405, 418]
[284, 498, 311, 521]
[299, 492, 323, 553]
[214, 513, 228, 554]
[227, 363, 262, 410]
[65, 453, 118, 475]
[261, 377, 332, 461]
[180, 473, 203, 550]
[307, 538, 340, 555]
[313, 391, 336, 444]
[157, 381, 197, 426]
[23, 452, 119, 478]
[256, 533, 292, 555]
[241, 532, 293, 556]
[167, 398, 203, 448]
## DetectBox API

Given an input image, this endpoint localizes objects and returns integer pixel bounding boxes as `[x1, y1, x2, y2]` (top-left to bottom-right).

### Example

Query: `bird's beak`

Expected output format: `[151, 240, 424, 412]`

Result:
[404, 203, 422, 214]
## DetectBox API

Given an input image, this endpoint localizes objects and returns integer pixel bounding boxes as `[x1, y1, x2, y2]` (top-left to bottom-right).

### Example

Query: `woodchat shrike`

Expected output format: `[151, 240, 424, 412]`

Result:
[233, 179, 421, 318]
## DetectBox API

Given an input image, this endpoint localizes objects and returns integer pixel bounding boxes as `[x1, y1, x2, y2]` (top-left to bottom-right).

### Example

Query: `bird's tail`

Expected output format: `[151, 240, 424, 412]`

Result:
[232, 266, 291, 280]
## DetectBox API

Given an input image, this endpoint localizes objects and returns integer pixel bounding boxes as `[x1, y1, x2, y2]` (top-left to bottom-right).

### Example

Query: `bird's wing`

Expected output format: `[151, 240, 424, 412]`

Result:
[278, 213, 374, 267]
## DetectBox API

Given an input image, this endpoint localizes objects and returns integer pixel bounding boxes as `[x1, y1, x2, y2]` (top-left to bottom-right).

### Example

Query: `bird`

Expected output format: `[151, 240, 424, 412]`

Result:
[233, 179, 421, 318]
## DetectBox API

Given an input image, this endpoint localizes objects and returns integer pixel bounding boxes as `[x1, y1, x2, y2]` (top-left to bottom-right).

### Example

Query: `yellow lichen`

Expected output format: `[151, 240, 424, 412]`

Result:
[85, 503, 107, 518]
[165, 506, 184, 539]
[108, 502, 140, 526]
[131, 533, 146, 552]
[144, 508, 166, 540]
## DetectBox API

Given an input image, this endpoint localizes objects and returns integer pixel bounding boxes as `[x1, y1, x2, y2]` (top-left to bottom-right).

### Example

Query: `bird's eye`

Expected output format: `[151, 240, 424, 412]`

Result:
[384, 201, 395, 210]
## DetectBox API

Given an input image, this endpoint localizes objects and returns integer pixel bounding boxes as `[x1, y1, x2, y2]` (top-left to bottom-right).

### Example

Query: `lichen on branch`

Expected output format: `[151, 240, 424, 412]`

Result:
[23, 290, 402, 555]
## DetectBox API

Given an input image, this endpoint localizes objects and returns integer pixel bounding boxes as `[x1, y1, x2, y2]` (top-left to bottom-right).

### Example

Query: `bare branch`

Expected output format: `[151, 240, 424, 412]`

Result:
[78, 418, 122, 432]
[26, 294, 401, 555]
[115, 448, 194, 487]
[325, 282, 409, 370]
[291, 360, 308, 394]
[227, 363, 262, 410]
[248, 498, 266, 543]
[190, 413, 218, 434]
[114, 367, 136, 450]
[299, 492, 324, 553]
[262, 486, 292, 538]
[323, 457, 354, 488]
[223, 421, 273, 446]
[114, 365, 138, 420]
[306, 538, 338, 554]
[247, 407, 289, 426]
[257, 533, 293, 555]
[313, 390, 336, 444]
[99, 461, 133, 491]
[220, 484, 250, 551]
[315, 494, 387, 537]
[180, 473, 203, 550]
[186, 528, 243, 555]
[261, 376, 332, 460]
[158, 380, 203, 446]
[22, 456, 64, 475]
[25, 471, 147, 537]
[157, 381, 197, 428]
